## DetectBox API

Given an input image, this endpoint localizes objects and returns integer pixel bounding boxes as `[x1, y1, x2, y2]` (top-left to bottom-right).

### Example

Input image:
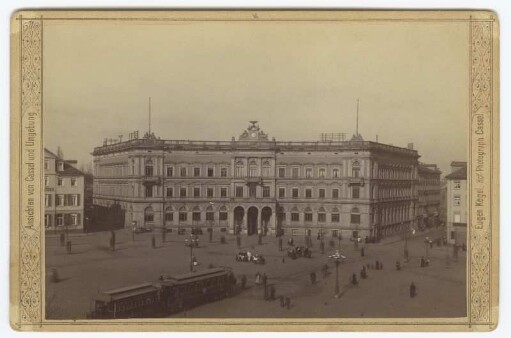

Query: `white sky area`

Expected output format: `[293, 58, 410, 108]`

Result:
[43, 21, 469, 174]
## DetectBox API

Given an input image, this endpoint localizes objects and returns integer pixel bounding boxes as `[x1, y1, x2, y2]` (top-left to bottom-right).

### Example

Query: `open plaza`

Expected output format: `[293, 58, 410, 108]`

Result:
[45, 226, 466, 319]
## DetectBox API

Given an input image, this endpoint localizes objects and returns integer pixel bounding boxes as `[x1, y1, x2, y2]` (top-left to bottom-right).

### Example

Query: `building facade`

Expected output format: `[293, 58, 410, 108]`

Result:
[44, 149, 85, 231]
[445, 161, 467, 245]
[417, 163, 442, 229]
[92, 122, 422, 239]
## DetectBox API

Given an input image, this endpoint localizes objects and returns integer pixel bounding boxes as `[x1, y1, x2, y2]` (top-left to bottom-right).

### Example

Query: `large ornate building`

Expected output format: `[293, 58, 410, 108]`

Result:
[92, 122, 424, 239]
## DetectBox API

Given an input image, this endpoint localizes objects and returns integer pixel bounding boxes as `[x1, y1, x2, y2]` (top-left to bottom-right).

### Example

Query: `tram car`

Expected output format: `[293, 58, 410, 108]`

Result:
[87, 267, 235, 319]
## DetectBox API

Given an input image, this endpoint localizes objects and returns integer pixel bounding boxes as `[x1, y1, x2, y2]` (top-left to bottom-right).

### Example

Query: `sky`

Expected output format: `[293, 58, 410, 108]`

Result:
[43, 20, 469, 175]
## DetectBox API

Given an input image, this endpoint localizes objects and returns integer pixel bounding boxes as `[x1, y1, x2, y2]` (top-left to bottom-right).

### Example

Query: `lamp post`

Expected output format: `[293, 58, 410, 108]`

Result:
[334, 259, 340, 297]
[185, 237, 198, 273]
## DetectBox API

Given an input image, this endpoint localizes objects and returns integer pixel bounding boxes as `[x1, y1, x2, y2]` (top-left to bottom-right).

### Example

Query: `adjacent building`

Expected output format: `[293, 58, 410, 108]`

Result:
[44, 149, 85, 231]
[417, 163, 442, 229]
[445, 161, 468, 245]
[92, 122, 423, 239]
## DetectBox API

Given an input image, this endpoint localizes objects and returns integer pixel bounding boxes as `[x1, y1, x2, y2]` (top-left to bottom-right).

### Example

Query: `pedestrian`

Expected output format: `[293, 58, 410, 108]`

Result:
[360, 266, 367, 279]
[151, 235, 156, 249]
[270, 285, 276, 300]
[421, 257, 426, 268]
[410, 282, 417, 298]
[351, 273, 358, 286]
[262, 273, 268, 287]
[310, 272, 316, 284]
[282, 256, 286, 264]
[255, 272, 261, 285]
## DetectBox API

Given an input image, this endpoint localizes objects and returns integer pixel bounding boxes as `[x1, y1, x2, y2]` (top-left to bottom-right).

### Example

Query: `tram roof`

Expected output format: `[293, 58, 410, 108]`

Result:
[159, 267, 230, 285]
[99, 282, 160, 301]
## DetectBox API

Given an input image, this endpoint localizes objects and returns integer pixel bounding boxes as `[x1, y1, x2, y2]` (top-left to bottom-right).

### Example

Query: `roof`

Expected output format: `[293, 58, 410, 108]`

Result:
[44, 148, 85, 177]
[159, 268, 230, 285]
[99, 282, 159, 302]
[418, 164, 441, 175]
[450, 161, 467, 167]
[445, 166, 467, 180]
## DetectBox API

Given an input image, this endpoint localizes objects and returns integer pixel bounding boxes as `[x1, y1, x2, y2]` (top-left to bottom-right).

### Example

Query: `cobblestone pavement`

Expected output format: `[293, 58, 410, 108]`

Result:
[45, 227, 466, 319]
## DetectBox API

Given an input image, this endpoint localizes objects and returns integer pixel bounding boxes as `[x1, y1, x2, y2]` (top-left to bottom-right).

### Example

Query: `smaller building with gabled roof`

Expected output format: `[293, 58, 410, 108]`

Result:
[445, 161, 467, 245]
[44, 148, 85, 232]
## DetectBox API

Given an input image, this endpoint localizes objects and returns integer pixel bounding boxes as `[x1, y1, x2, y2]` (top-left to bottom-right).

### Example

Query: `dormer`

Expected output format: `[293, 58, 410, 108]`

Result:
[57, 161, 64, 171]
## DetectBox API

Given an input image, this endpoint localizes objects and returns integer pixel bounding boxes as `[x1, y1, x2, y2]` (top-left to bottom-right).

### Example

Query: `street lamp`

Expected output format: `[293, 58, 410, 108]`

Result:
[185, 237, 198, 272]
[334, 259, 340, 297]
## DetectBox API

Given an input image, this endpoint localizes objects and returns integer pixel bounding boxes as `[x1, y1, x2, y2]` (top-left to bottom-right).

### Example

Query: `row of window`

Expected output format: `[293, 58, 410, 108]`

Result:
[45, 194, 81, 207]
[146, 186, 362, 199]
[44, 213, 81, 227]
[146, 165, 360, 179]
[44, 176, 79, 187]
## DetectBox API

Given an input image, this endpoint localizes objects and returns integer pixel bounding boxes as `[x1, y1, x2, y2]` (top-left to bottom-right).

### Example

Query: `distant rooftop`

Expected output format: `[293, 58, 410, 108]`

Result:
[445, 166, 467, 180]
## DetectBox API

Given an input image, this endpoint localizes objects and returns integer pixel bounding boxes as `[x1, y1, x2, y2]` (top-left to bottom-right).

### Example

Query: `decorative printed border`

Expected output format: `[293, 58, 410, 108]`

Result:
[10, 11, 499, 331]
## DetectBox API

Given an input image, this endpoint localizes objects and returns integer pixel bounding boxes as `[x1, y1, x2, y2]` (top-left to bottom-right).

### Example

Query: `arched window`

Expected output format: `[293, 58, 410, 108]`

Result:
[179, 206, 187, 223]
[331, 207, 340, 223]
[235, 160, 244, 177]
[291, 207, 299, 222]
[304, 207, 313, 222]
[262, 160, 271, 177]
[144, 206, 154, 222]
[192, 206, 201, 222]
[206, 205, 215, 221]
[219, 206, 228, 222]
[249, 160, 258, 177]
[318, 207, 326, 223]
[351, 207, 361, 224]
[165, 206, 174, 223]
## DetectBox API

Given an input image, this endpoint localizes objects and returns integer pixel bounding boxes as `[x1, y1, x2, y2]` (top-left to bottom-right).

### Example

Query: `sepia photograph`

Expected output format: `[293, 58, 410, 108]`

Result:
[9, 10, 499, 331]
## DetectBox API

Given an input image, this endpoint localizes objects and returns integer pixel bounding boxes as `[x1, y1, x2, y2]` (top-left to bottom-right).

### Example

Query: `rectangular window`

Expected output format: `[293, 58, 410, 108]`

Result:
[192, 212, 201, 221]
[56, 194, 64, 206]
[166, 187, 173, 198]
[180, 167, 187, 177]
[318, 213, 326, 222]
[45, 176, 49, 187]
[450, 231, 455, 239]
[305, 168, 312, 178]
[219, 212, 228, 221]
[319, 189, 325, 199]
[278, 187, 285, 198]
[58, 178, 63, 186]
[331, 213, 340, 222]
[45, 194, 52, 207]
[332, 189, 339, 199]
[206, 212, 214, 221]
[305, 189, 312, 199]
[221, 168, 228, 177]
[145, 213, 154, 222]
[278, 167, 286, 178]
[352, 186, 360, 199]
[249, 185, 256, 198]
[145, 166, 153, 176]
[453, 195, 461, 206]
[207, 188, 214, 198]
[220, 188, 227, 198]
[292, 188, 299, 199]
[352, 167, 360, 178]
[319, 168, 326, 178]
[262, 166, 271, 177]
[167, 167, 173, 177]
[44, 160, 49, 170]
[235, 165, 243, 177]
[194, 168, 201, 177]
[305, 213, 313, 222]
[249, 166, 257, 177]
[71, 214, 78, 225]
[333, 168, 339, 178]
[71, 194, 78, 206]
[194, 187, 201, 197]
[236, 186, 244, 198]
[263, 186, 270, 198]
[351, 214, 361, 224]
[45, 214, 52, 227]
[292, 167, 299, 178]
[454, 213, 461, 223]
[56, 214, 64, 226]
[208, 168, 214, 177]
[165, 213, 173, 222]
[454, 181, 461, 189]
[145, 185, 153, 197]
[179, 212, 187, 222]
[291, 213, 299, 222]
[57, 162, 64, 171]
[71, 177, 77, 186]
[180, 187, 187, 198]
